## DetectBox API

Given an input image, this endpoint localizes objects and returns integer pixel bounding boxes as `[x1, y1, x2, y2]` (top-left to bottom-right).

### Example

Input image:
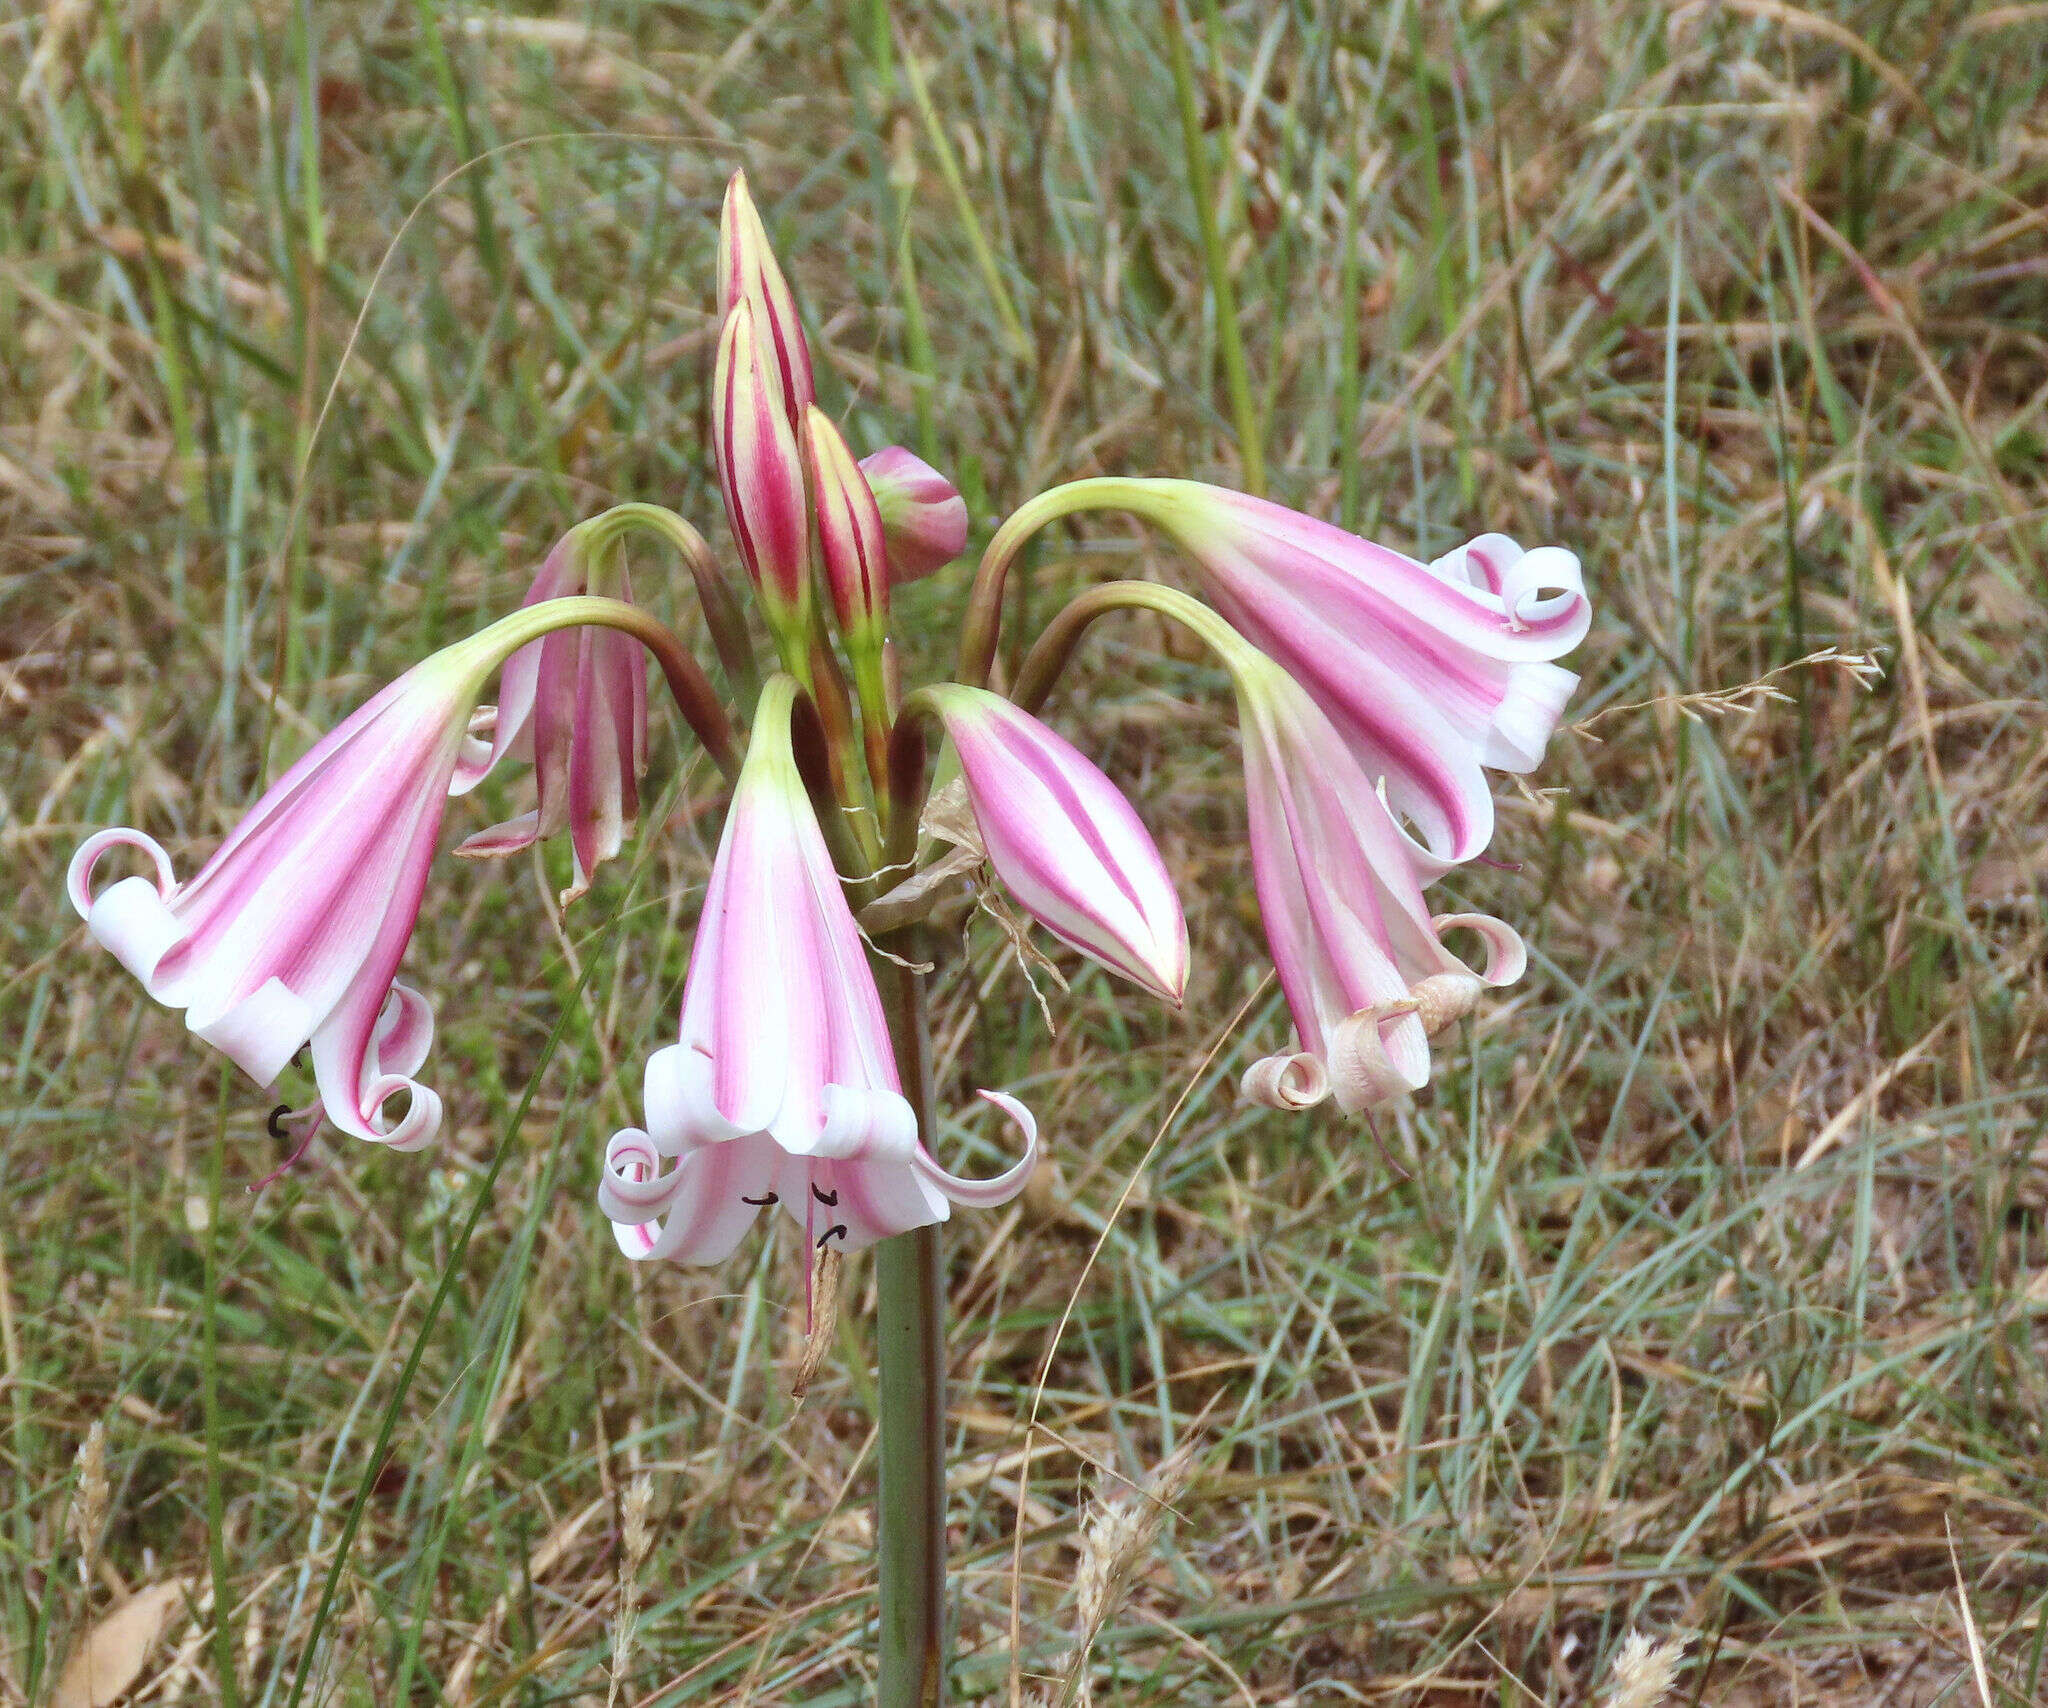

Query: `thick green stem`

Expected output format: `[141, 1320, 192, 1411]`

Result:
[874, 958, 948, 1706]
[467, 594, 742, 782]
[581, 504, 761, 704]
[1013, 579, 1254, 715]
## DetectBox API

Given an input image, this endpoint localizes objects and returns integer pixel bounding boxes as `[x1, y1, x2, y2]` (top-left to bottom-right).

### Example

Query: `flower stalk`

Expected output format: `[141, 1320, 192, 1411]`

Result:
[873, 953, 948, 1708]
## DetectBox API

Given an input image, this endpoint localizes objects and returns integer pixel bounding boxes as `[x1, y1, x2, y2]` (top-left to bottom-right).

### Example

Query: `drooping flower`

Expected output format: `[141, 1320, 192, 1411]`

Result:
[860, 446, 969, 584]
[1230, 643, 1526, 1111]
[977, 480, 1590, 874]
[916, 684, 1188, 1005]
[712, 298, 811, 653]
[717, 169, 815, 418]
[66, 600, 654, 1151]
[454, 522, 647, 904]
[598, 676, 1038, 1265]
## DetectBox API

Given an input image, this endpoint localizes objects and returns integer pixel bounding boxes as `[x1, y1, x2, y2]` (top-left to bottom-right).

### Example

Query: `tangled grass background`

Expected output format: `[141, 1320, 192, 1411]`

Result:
[4, 2, 2046, 1702]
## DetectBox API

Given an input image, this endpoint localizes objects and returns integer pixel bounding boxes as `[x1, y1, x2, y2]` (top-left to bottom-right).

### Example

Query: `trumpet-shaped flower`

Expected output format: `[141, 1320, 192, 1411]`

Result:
[454, 524, 648, 903]
[983, 480, 1589, 873]
[918, 684, 1188, 1005]
[599, 678, 1037, 1265]
[1232, 647, 1526, 1112]
[860, 446, 969, 584]
[717, 170, 815, 418]
[66, 601, 642, 1151]
[713, 299, 812, 645]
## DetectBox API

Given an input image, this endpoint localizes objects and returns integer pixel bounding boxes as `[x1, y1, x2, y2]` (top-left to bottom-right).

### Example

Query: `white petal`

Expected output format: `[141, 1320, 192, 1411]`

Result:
[190, 975, 318, 1088]
[643, 1043, 757, 1156]
[84, 874, 188, 991]
[68, 828, 177, 918]
[598, 1128, 681, 1225]
[1498, 544, 1586, 630]
[814, 1083, 920, 1162]
[609, 1137, 778, 1265]
[1327, 1009, 1430, 1114]
[1432, 913, 1527, 985]
[1240, 1051, 1328, 1110]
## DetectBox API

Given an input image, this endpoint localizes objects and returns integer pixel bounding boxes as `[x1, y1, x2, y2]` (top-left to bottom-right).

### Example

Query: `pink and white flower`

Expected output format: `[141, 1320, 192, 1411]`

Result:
[1231, 646, 1526, 1112]
[919, 684, 1188, 1005]
[65, 603, 630, 1151]
[981, 480, 1589, 874]
[454, 524, 648, 904]
[859, 446, 969, 584]
[599, 677, 1037, 1265]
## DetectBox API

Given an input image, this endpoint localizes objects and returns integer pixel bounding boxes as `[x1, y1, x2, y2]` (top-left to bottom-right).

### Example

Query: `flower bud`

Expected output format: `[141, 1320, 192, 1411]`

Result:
[859, 445, 969, 583]
[712, 300, 811, 649]
[802, 406, 889, 652]
[718, 170, 815, 419]
[922, 684, 1188, 1004]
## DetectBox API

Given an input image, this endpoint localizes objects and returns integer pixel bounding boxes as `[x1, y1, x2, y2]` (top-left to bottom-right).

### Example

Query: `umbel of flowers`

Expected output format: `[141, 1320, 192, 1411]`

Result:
[65, 171, 1589, 1698]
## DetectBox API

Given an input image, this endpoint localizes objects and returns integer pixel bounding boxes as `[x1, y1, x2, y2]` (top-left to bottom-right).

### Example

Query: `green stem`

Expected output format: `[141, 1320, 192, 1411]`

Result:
[580, 504, 760, 705]
[874, 960, 948, 1706]
[1165, 0, 1264, 495]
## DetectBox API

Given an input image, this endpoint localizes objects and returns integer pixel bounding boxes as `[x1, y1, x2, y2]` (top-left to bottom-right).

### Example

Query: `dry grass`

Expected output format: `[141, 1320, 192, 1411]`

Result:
[5, 2, 2048, 1703]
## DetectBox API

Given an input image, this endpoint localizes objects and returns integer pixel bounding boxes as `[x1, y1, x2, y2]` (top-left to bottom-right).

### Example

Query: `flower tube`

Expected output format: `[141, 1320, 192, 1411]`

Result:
[911, 684, 1188, 1005]
[968, 479, 1589, 873]
[454, 522, 648, 904]
[598, 677, 1038, 1266]
[66, 599, 680, 1150]
[859, 446, 969, 584]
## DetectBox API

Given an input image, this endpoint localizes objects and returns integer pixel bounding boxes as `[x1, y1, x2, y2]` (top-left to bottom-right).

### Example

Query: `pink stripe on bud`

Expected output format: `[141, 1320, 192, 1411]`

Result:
[713, 300, 812, 637]
[924, 684, 1189, 1005]
[802, 406, 889, 647]
[718, 170, 816, 419]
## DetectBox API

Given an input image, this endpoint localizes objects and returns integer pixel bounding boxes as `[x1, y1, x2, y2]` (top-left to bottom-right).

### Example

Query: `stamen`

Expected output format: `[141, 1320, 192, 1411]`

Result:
[816, 1224, 848, 1249]
[251, 1109, 326, 1194]
[740, 1192, 779, 1206]
[266, 1104, 293, 1140]
[811, 1184, 840, 1207]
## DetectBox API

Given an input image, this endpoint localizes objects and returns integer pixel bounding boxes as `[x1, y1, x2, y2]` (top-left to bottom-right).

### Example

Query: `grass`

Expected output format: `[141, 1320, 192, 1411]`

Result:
[5, 1, 2048, 1703]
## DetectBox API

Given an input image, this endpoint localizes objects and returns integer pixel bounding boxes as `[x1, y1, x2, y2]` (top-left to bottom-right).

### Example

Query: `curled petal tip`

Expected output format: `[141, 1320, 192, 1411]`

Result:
[911, 1090, 1040, 1208]
[1241, 1053, 1328, 1111]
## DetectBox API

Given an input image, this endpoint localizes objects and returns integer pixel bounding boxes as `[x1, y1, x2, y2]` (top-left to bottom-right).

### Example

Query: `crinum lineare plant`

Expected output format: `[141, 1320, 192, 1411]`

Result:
[64, 172, 1589, 1703]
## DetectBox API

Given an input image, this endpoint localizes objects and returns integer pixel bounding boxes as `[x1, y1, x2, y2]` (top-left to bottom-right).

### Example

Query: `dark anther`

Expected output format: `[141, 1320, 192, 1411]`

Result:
[267, 1104, 293, 1140]
[740, 1192, 779, 1207]
[816, 1224, 848, 1249]
[811, 1184, 840, 1208]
